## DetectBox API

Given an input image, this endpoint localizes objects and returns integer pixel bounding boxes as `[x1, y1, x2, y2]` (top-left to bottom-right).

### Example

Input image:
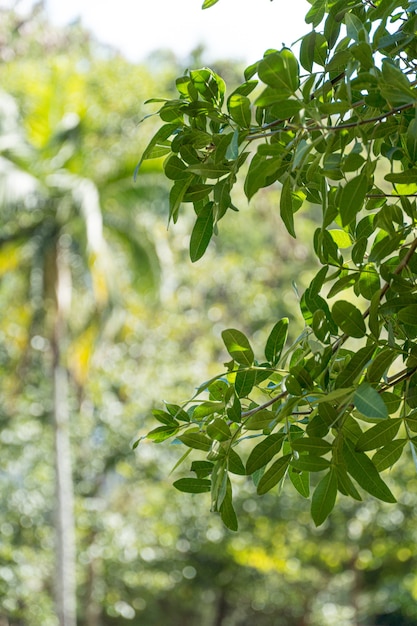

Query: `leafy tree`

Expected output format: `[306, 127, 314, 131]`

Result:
[138, 0, 417, 530]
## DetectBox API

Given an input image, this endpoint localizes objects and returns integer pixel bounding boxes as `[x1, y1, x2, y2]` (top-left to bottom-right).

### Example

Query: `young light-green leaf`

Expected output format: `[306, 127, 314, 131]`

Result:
[221, 328, 254, 366]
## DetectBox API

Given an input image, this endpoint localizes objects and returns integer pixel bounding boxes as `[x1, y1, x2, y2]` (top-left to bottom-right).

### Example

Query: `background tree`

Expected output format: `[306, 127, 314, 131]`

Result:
[3, 2, 417, 626]
[139, 0, 417, 530]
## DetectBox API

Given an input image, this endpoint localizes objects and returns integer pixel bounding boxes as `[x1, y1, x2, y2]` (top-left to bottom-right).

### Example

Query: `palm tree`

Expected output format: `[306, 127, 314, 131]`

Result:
[0, 78, 160, 625]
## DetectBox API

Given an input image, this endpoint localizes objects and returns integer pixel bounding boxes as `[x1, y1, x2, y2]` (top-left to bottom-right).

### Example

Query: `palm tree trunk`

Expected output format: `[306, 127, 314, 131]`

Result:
[51, 241, 77, 626]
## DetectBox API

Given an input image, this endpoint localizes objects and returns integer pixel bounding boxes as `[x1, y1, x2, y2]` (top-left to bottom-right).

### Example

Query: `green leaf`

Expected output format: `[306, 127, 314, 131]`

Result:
[188, 163, 231, 179]
[335, 466, 362, 500]
[372, 439, 407, 471]
[335, 345, 375, 389]
[406, 117, 417, 162]
[190, 203, 213, 262]
[228, 449, 246, 475]
[227, 93, 251, 127]
[173, 478, 211, 493]
[178, 432, 212, 451]
[291, 437, 332, 456]
[385, 169, 417, 184]
[258, 50, 299, 94]
[291, 456, 330, 472]
[328, 229, 353, 248]
[221, 328, 254, 366]
[257, 454, 292, 495]
[354, 383, 389, 420]
[183, 184, 212, 202]
[246, 433, 286, 474]
[169, 177, 193, 223]
[343, 441, 396, 503]
[147, 425, 179, 442]
[135, 122, 178, 175]
[220, 479, 238, 531]
[207, 418, 232, 441]
[265, 318, 289, 365]
[311, 469, 337, 526]
[305, 0, 326, 27]
[191, 460, 214, 478]
[244, 409, 276, 431]
[398, 305, 417, 327]
[332, 300, 366, 338]
[356, 418, 401, 451]
[339, 174, 368, 227]
[367, 348, 397, 383]
[166, 404, 190, 422]
[202, 0, 220, 7]
[235, 368, 256, 398]
[300, 31, 328, 72]
[358, 263, 380, 300]
[164, 154, 189, 180]
[289, 468, 310, 497]
[280, 177, 296, 237]
[193, 401, 224, 420]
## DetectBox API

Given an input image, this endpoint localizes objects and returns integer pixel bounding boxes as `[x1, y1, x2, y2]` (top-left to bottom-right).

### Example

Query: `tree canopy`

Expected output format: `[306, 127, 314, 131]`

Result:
[138, 0, 417, 530]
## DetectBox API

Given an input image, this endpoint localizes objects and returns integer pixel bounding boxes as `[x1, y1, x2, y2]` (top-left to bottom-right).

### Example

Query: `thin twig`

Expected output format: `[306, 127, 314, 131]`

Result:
[241, 390, 288, 418]
[247, 103, 415, 141]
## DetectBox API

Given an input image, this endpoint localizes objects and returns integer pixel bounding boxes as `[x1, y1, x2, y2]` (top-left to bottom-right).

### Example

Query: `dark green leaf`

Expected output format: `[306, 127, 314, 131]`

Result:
[332, 300, 366, 338]
[220, 478, 238, 530]
[289, 468, 310, 497]
[257, 454, 292, 495]
[367, 348, 397, 383]
[235, 368, 256, 398]
[228, 449, 246, 475]
[334, 345, 374, 389]
[339, 174, 368, 227]
[311, 469, 337, 526]
[356, 418, 401, 451]
[190, 203, 213, 262]
[173, 478, 211, 493]
[265, 318, 289, 365]
[291, 437, 332, 456]
[372, 439, 407, 471]
[246, 433, 286, 474]
[280, 177, 296, 238]
[291, 456, 331, 472]
[343, 441, 396, 502]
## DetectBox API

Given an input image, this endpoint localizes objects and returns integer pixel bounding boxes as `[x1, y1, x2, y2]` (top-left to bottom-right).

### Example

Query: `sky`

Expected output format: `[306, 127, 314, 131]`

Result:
[19, 0, 308, 64]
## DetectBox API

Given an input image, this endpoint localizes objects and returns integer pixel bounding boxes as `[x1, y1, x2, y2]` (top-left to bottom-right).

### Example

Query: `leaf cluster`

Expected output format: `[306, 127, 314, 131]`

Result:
[137, 0, 417, 529]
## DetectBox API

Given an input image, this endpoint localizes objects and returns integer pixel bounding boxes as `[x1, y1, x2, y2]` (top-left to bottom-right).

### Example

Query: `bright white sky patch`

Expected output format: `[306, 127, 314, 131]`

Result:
[39, 0, 308, 63]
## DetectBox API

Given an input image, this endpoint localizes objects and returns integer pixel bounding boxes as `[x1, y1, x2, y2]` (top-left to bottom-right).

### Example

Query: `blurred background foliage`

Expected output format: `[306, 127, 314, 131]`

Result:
[0, 3, 417, 626]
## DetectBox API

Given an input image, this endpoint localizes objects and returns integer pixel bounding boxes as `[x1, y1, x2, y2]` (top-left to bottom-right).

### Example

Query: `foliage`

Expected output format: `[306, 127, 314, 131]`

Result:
[138, 0, 417, 530]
